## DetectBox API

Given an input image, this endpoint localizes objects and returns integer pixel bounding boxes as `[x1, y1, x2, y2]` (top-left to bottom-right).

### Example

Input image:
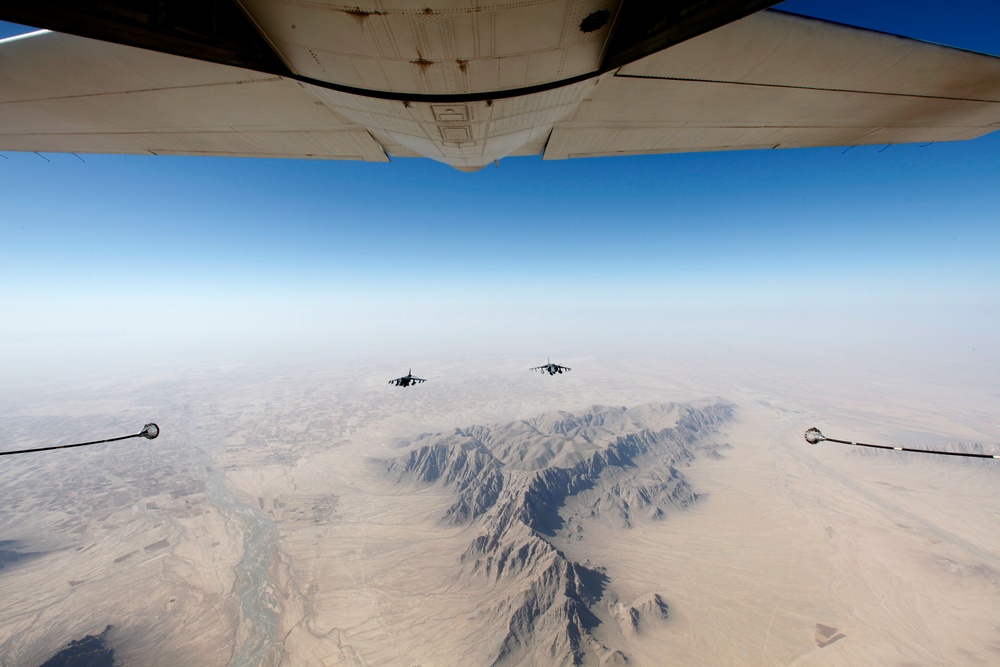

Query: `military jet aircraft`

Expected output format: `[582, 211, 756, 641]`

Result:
[389, 370, 426, 388]
[531, 359, 571, 376]
[2, 2, 1000, 171]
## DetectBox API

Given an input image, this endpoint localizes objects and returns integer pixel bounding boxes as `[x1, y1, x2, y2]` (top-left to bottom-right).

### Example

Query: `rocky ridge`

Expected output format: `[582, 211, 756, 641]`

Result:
[382, 402, 733, 665]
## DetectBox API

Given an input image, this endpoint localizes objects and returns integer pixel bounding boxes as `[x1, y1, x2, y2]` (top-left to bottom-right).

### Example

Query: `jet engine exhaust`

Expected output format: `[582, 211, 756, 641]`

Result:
[0, 423, 160, 457]
[804, 427, 999, 459]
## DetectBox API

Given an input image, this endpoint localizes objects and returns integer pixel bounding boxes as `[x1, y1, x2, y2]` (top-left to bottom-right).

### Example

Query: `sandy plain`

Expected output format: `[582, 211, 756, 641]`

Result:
[0, 346, 997, 665]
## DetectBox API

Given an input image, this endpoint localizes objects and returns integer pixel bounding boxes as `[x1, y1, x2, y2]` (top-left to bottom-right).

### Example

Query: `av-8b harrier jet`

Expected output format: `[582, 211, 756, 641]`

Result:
[389, 370, 426, 388]
[531, 359, 571, 376]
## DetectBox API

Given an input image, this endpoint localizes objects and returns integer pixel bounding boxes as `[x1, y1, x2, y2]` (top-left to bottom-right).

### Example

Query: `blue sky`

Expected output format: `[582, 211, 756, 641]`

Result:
[1, 1, 999, 381]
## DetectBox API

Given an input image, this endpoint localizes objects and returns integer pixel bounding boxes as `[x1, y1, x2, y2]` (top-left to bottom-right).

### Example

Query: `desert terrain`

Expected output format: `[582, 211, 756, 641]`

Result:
[0, 347, 997, 665]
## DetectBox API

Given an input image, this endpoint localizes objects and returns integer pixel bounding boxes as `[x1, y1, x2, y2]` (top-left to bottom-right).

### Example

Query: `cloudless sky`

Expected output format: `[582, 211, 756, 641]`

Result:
[1, 1, 998, 384]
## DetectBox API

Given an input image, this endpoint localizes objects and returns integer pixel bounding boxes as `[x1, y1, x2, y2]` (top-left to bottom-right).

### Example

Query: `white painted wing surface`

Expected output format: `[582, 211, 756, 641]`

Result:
[0, 31, 388, 161]
[4, 9, 1000, 166]
[544, 10, 1000, 159]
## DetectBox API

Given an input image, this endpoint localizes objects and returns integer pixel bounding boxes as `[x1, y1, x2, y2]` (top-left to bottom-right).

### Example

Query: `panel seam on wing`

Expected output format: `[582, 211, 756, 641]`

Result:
[0, 77, 285, 105]
[613, 73, 1000, 104]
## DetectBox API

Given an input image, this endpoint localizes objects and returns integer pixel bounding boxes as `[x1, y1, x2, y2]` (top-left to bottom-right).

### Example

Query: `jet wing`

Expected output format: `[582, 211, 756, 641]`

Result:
[544, 10, 1000, 160]
[389, 376, 426, 385]
[0, 30, 388, 161]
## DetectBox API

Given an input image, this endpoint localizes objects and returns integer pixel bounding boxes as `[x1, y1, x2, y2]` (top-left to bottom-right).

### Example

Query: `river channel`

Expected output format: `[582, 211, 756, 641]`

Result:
[195, 415, 282, 667]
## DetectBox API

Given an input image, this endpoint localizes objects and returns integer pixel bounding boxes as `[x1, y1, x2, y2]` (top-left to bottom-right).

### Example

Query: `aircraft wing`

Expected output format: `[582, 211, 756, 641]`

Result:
[544, 10, 1000, 160]
[2, 7, 1000, 168]
[0, 30, 388, 161]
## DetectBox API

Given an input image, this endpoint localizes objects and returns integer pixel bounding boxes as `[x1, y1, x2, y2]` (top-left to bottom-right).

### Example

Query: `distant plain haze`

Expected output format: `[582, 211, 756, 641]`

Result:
[1, 0, 998, 389]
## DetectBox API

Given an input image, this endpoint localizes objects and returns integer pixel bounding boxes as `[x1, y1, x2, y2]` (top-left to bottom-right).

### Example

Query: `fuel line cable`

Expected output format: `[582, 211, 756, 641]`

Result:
[0, 423, 159, 457]
[804, 427, 999, 459]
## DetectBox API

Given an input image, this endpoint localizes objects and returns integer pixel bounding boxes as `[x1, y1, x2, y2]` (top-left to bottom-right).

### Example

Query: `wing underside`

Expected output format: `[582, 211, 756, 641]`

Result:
[1, 10, 999, 164]
[544, 10, 1000, 159]
[0, 31, 388, 161]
